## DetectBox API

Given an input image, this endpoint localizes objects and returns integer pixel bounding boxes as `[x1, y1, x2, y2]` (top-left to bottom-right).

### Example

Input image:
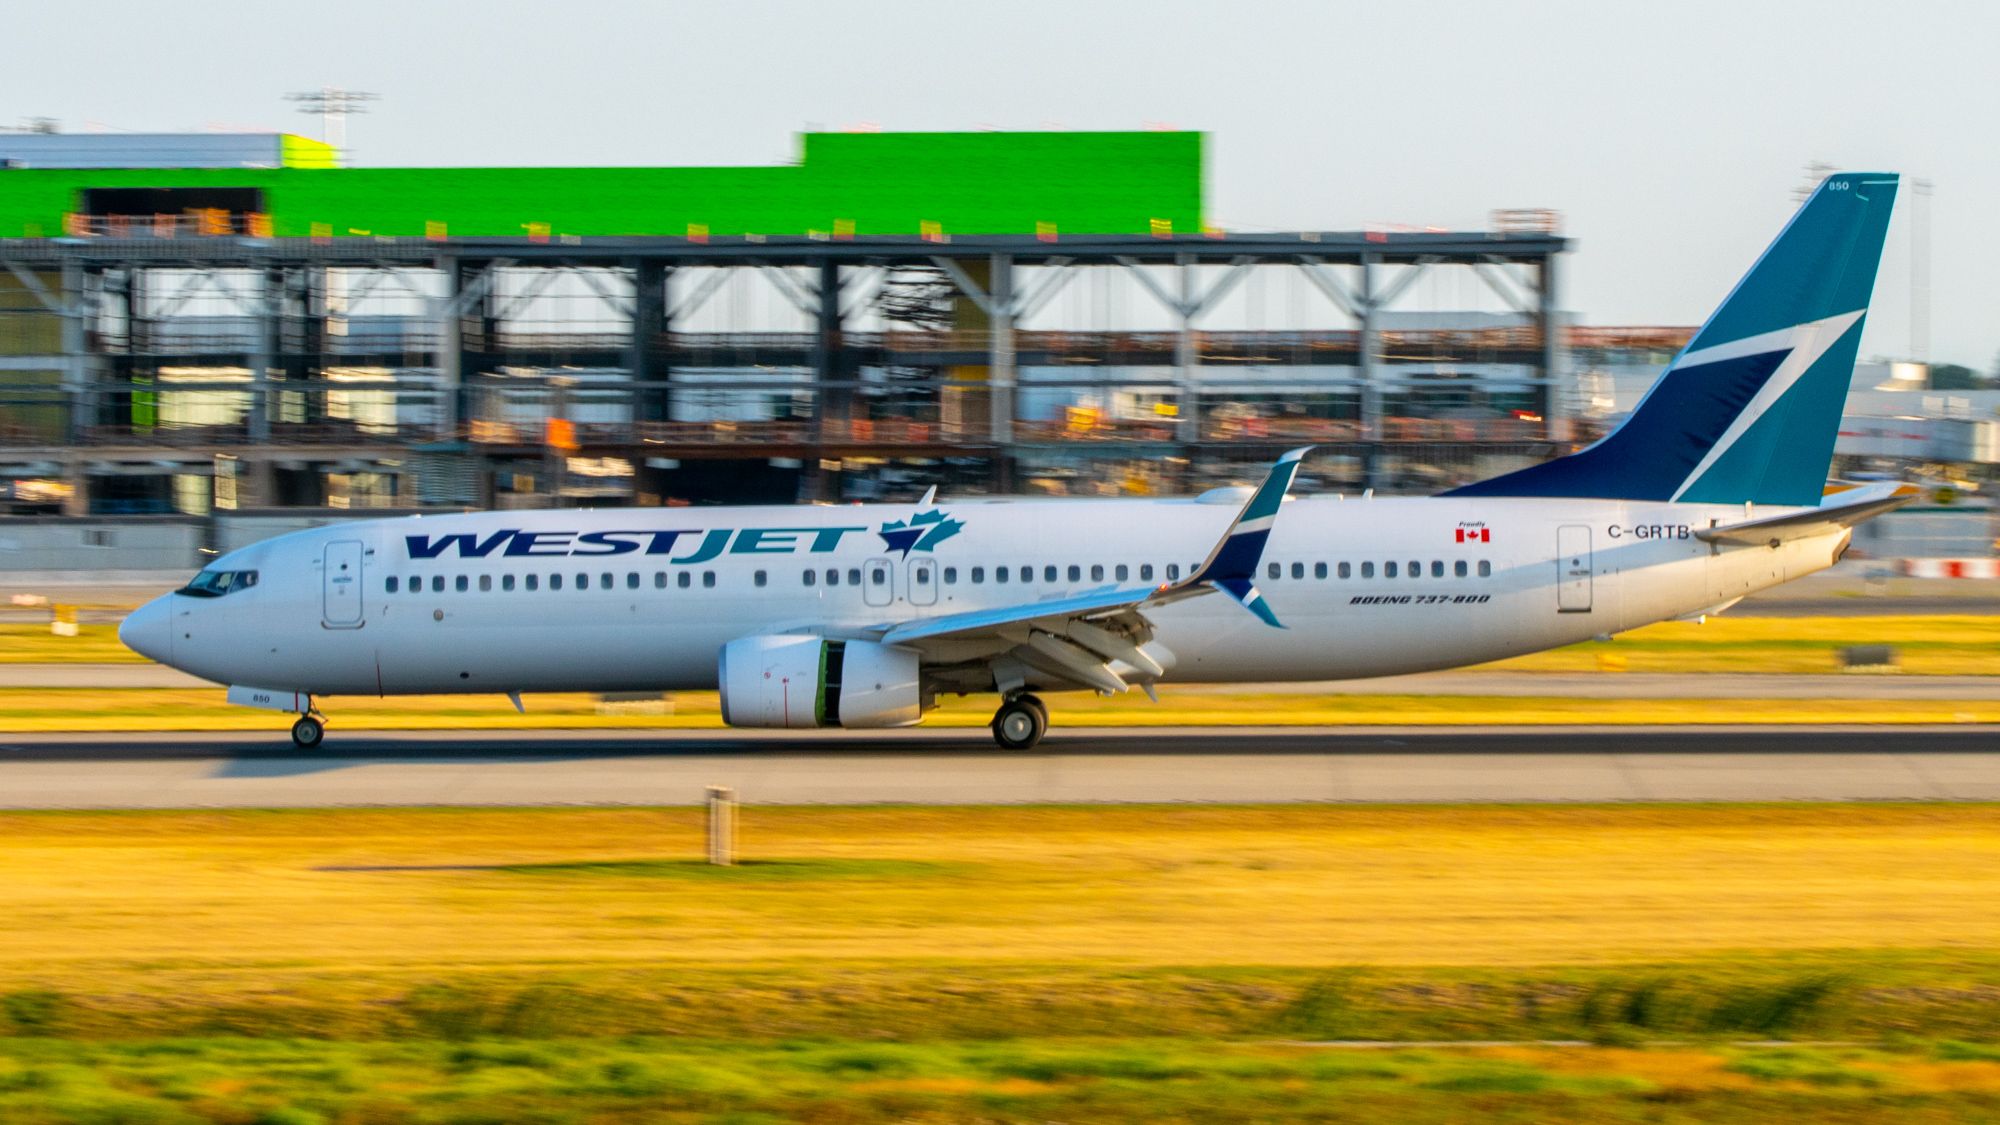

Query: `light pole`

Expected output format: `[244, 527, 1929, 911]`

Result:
[283, 88, 379, 167]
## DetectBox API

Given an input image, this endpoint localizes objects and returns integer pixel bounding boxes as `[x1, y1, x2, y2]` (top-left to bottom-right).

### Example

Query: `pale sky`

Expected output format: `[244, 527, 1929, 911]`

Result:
[5, 0, 1994, 367]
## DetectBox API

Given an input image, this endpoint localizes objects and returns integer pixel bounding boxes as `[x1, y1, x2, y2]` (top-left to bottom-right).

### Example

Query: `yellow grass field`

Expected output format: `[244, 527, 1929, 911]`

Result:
[7, 804, 2000, 1121]
[2, 804, 1998, 1020]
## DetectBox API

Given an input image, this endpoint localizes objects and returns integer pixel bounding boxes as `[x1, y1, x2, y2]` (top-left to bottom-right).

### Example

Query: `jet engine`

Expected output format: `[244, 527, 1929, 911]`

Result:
[718, 635, 923, 729]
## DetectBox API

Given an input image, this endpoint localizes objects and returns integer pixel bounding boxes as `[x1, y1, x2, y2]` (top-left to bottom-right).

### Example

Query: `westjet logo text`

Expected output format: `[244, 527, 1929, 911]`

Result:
[405, 527, 867, 565]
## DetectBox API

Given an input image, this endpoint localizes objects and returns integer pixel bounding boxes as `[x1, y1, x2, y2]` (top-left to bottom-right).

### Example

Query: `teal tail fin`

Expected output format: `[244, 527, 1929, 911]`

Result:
[1450, 172, 1898, 505]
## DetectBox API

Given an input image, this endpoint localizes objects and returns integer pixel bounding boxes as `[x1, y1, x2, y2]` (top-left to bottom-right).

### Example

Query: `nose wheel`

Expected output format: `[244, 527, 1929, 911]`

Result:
[290, 714, 325, 749]
[991, 694, 1048, 750]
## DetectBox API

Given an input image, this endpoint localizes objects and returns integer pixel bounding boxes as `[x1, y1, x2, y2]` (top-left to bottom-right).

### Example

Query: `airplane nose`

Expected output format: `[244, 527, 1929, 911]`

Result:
[118, 596, 173, 665]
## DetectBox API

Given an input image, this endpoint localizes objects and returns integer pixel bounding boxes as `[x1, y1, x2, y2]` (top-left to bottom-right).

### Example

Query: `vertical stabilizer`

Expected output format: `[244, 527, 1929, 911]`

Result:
[1449, 173, 1898, 505]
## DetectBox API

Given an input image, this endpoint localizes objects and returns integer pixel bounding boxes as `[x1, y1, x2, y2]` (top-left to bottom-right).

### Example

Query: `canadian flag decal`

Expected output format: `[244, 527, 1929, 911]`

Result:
[1456, 528, 1491, 543]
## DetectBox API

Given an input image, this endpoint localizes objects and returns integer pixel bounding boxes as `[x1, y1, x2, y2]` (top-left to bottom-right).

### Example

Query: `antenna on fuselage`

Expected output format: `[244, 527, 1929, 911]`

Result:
[918, 485, 938, 506]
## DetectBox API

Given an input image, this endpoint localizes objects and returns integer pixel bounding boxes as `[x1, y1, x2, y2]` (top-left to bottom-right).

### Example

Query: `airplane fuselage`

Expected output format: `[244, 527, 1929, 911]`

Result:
[140, 495, 1844, 699]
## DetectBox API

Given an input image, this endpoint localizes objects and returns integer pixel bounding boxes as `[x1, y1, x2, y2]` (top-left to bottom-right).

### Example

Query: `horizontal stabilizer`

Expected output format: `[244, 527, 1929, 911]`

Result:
[1695, 482, 1919, 546]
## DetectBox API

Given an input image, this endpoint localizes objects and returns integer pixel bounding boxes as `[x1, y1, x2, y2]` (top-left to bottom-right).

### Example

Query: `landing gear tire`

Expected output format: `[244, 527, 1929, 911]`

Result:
[992, 698, 1048, 750]
[290, 714, 325, 749]
[1016, 693, 1048, 728]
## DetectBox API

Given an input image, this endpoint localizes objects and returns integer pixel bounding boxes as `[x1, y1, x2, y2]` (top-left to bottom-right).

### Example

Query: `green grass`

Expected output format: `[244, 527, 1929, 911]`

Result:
[0, 1037, 1996, 1124]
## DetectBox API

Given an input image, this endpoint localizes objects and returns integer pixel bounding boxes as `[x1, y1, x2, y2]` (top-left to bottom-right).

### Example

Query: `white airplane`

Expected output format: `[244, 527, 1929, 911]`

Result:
[122, 172, 1911, 750]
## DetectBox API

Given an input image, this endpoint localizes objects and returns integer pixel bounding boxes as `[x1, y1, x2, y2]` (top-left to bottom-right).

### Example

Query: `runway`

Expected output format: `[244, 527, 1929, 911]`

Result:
[2, 725, 1998, 809]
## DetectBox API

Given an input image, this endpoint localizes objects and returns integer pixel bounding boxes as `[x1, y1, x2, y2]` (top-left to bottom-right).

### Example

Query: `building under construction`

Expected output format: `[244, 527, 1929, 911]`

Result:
[0, 130, 1678, 515]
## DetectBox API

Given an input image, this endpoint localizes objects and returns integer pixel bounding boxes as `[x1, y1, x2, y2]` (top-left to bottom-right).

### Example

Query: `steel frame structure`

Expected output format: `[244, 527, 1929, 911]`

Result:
[0, 230, 1572, 512]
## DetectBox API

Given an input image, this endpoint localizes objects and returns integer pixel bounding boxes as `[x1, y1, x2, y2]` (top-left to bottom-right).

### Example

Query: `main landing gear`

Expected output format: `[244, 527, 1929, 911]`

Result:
[991, 694, 1048, 750]
[290, 713, 326, 749]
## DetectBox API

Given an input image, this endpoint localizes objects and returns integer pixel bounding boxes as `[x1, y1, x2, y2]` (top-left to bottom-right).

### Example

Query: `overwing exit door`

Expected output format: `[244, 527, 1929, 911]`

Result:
[322, 540, 365, 627]
[862, 558, 895, 607]
[1556, 525, 1592, 613]
[907, 558, 938, 607]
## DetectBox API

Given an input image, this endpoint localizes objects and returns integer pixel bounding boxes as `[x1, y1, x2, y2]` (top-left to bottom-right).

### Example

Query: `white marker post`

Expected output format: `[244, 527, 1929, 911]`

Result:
[705, 786, 737, 866]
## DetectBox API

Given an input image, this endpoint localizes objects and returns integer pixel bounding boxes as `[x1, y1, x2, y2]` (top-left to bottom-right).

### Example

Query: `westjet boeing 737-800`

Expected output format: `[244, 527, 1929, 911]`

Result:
[122, 173, 1912, 750]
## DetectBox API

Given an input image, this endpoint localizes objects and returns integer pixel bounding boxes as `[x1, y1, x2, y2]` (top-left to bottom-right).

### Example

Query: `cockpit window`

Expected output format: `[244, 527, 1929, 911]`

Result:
[178, 569, 258, 598]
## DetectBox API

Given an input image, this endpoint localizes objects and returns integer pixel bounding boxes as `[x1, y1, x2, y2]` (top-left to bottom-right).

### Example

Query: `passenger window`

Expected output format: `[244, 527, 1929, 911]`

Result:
[1431, 560, 1444, 578]
[971, 566, 985, 584]
[455, 575, 469, 592]
[480, 574, 492, 592]
[848, 568, 862, 586]
[870, 566, 887, 586]
[654, 572, 666, 589]
[502, 574, 516, 592]
[1115, 564, 1128, 581]
[1019, 566, 1032, 583]
[803, 569, 816, 587]
[525, 574, 539, 591]
[600, 573, 612, 590]
[431, 575, 444, 593]
[1385, 562, 1397, 578]
[1140, 564, 1154, 581]
[1167, 563, 1180, 581]
[754, 570, 767, 587]
[995, 567, 1008, 584]
[551, 573, 564, 591]
[915, 568, 929, 586]
[1360, 562, 1374, 578]
[386, 576, 399, 593]
[702, 572, 716, 588]
[1268, 562, 1281, 580]
[677, 572, 691, 589]
[1314, 562, 1327, 579]
[1454, 560, 1468, 578]
[943, 567, 957, 584]
[1478, 560, 1492, 577]
[1045, 565, 1058, 583]
[1337, 562, 1350, 579]
[626, 572, 638, 590]
[825, 569, 839, 587]
[1409, 560, 1420, 578]
[1086, 564, 1100, 582]
[576, 572, 588, 591]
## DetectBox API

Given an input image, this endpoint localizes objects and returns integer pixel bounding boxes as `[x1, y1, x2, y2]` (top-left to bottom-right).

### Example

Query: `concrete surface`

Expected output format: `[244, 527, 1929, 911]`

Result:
[1, 726, 1997, 809]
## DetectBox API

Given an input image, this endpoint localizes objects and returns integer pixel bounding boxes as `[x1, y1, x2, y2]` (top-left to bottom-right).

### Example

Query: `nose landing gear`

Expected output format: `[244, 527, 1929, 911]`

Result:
[991, 694, 1048, 750]
[290, 713, 326, 749]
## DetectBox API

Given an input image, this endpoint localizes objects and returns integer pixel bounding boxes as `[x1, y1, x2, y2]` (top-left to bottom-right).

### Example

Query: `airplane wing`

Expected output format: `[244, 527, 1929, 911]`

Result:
[1694, 481, 1920, 546]
[868, 448, 1312, 695]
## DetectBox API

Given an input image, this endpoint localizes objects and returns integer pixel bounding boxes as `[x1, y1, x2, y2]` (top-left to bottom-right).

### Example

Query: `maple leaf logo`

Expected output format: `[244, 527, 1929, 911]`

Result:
[878, 509, 965, 557]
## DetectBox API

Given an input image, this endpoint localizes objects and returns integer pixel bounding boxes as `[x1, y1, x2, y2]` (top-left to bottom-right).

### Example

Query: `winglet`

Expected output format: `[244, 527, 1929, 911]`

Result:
[1176, 447, 1311, 627]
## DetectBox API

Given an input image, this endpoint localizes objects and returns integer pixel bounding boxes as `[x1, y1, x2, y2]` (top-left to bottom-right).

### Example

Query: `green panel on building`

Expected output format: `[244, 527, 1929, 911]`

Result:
[0, 131, 1202, 239]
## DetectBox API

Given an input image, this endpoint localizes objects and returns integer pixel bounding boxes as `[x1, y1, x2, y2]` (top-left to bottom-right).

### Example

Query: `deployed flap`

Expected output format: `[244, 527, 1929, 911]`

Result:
[1695, 481, 1919, 546]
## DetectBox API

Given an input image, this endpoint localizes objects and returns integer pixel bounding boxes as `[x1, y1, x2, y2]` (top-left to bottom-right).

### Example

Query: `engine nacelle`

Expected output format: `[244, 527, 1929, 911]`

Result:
[718, 635, 922, 729]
